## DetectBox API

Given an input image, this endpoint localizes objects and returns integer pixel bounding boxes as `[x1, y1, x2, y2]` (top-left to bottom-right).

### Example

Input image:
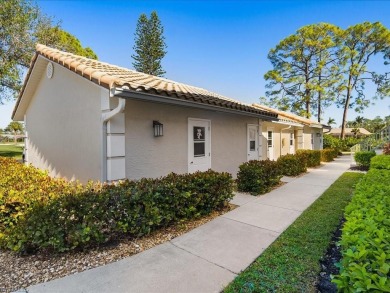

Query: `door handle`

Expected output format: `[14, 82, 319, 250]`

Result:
[190, 161, 193, 164]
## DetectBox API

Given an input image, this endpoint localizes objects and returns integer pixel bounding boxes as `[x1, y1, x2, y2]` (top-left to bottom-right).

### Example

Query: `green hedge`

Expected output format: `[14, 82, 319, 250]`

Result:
[354, 151, 376, 168]
[323, 135, 362, 152]
[0, 157, 234, 253]
[320, 148, 338, 162]
[237, 160, 282, 195]
[370, 155, 390, 170]
[296, 149, 321, 167]
[333, 163, 390, 291]
[277, 154, 307, 176]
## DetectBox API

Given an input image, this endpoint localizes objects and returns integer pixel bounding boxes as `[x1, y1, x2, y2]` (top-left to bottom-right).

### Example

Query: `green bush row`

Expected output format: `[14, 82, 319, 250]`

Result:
[354, 151, 376, 168]
[333, 156, 390, 292]
[296, 149, 322, 167]
[0, 157, 234, 253]
[237, 160, 282, 195]
[277, 154, 307, 176]
[237, 149, 338, 195]
[370, 155, 390, 170]
[321, 148, 338, 162]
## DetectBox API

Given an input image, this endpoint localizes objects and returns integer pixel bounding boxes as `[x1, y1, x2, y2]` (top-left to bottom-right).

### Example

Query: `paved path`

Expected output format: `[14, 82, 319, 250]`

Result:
[26, 156, 351, 293]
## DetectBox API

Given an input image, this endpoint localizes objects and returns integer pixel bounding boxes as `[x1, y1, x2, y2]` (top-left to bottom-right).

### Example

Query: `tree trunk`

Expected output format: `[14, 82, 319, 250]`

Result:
[317, 56, 322, 123]
[305, 88, 310, 119]
[341, 76, 352, 139]
[13, 130, 16, 143]
[305, 100, 310, 118]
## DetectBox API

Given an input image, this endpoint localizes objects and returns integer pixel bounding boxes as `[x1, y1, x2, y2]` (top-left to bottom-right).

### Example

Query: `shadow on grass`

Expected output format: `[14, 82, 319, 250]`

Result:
[0, 145, 23, 159]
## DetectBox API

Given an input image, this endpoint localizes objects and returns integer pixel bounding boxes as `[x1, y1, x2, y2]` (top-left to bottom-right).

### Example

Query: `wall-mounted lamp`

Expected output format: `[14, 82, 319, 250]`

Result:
[153, 120, 163, 137]
[316, 133, 321, 137]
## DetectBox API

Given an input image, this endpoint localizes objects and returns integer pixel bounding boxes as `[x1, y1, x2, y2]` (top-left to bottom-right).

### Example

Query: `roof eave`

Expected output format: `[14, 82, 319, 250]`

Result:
[273, 120, 304, 127]
[113, 88, 278, 121]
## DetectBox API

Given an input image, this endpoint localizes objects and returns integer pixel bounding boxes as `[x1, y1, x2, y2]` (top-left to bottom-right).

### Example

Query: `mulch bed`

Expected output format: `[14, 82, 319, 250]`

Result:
[316, 218, 345, 293]
[0, 204, 236, 292]
[349, 165, 369, 172]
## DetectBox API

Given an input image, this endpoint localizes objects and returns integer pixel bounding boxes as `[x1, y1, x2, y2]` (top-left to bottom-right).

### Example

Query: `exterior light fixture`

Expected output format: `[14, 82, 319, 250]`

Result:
[153, 120, 163, 137]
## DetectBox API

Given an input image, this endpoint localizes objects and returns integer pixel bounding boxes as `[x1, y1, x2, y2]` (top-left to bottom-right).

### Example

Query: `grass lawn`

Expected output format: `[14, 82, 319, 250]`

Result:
[0, 144, 23, 160]
[224, 172, 364, 293]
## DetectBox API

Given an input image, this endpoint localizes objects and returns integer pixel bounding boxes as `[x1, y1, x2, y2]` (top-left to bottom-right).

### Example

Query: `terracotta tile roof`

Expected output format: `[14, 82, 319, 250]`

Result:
[13, 44, 277, 119]
[252, 103, 322, 127]
[329, 128, 372, 136]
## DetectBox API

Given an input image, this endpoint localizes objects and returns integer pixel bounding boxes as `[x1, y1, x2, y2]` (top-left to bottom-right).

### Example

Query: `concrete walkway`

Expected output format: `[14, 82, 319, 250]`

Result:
[26, 156, 351, 293]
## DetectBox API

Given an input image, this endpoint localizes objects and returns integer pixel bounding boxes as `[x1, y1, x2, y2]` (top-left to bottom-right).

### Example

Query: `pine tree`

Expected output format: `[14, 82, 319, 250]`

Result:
[264, 23, 342, 120]
[132, 11, 167, 77]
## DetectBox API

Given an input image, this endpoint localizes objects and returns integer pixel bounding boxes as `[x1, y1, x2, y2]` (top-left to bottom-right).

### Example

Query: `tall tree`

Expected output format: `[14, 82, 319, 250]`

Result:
[0, 0, 97, 103]
[264, 23, 342, 119]
[5, 121, 23, 143]
[337, 22, 390, 139]
[36, 26, 98, 59]
[132, 11, 167, 77]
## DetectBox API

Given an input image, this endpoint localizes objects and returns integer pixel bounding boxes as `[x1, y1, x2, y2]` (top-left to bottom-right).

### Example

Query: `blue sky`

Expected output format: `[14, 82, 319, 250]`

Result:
[1, 0, 390, 129]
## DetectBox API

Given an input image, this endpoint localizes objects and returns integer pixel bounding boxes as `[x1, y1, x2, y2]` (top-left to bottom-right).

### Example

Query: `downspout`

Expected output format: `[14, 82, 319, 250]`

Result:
[101, 87, 126, 182]
[280, 125, 292, 158]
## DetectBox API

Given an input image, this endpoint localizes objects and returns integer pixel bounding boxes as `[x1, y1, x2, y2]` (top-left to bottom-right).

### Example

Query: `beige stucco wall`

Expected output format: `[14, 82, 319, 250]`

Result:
[25, 62, 102, 182]
[302, 126, 323, 150]
[261, 122, 299, 160]
[124, 99, 261, 179]
[260, 122, 324, 159]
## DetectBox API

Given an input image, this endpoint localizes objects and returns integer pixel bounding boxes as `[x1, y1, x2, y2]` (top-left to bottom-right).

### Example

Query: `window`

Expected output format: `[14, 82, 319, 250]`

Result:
[249, 128, 256, 151]
[267, 131, 272, 147]
[290, 133, 294, 146]
[193, 126, 205, 157]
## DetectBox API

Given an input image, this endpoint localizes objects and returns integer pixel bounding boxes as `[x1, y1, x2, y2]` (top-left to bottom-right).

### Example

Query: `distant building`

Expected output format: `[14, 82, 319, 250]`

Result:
[328, 128, 371, 138]
[378, 125, 390, 142]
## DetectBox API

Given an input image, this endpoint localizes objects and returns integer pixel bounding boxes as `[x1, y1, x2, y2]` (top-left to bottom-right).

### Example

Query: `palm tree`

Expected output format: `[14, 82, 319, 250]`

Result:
[327, 117, 336, 126]
[351, 128, 360, 138]
[354, 116, 365, 128]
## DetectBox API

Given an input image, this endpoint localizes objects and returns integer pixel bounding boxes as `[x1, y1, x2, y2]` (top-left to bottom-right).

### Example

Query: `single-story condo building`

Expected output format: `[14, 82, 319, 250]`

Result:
[12, 44, 327, 183]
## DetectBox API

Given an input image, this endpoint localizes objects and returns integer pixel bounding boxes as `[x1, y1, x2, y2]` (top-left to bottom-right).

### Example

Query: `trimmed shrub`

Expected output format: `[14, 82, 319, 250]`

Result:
[237, 160, 282, 195]
[370, 155, 390, 170]
[0, 157, 234, 253]
[333, 168, 390, 292]
[296, 149, 321, 167]
[354, 151, 376, 168]
[277, 154, 306, 176]
[320, 148, 338, 162]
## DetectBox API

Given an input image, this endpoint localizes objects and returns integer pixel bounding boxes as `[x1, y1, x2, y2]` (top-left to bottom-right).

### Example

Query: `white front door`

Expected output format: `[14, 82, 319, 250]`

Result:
[247, 124, 259, 161]
[289, 132, 295, 154]
[188, 119, 211, 173]
[267, 128, 274, 160]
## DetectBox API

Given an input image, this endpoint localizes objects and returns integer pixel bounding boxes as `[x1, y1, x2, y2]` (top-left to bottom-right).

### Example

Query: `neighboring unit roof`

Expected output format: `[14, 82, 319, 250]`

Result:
[13, 44, 278, 120]
[252, 103, 323, 127]
[328, 128, 372, 135]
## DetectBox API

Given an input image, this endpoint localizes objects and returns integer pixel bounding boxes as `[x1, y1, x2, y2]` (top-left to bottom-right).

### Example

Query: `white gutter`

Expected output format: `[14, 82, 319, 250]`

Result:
[280, 125, 292, 158]
[101, 87, 127, 182]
